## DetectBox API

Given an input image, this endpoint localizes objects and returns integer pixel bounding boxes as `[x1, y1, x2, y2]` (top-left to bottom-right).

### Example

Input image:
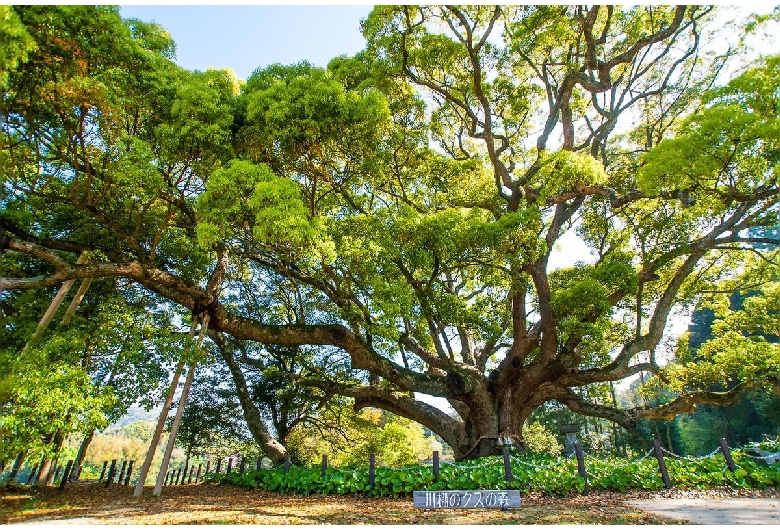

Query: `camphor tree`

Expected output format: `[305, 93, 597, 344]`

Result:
[2, 5, 779, 462]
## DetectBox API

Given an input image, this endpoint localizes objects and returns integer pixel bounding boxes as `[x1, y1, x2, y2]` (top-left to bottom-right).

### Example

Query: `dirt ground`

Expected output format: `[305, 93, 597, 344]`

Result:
[0, 483, 688, 525]
[0, 484, 676, 525]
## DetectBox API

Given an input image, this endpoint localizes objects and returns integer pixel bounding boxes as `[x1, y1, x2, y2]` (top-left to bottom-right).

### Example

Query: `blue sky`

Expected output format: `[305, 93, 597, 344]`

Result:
[119, 5, 374, 81]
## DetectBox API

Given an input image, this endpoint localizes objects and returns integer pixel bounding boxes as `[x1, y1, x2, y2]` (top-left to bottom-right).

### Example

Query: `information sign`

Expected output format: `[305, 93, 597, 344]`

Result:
[413, 490, 521, 509]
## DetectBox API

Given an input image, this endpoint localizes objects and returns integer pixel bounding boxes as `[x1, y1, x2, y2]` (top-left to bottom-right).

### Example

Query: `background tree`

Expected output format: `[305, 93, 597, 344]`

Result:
[171, 360, 259, 472]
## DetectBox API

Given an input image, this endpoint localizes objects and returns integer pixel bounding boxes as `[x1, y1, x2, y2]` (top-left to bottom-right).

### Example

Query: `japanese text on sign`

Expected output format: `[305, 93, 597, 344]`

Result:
[413, 490, 521, 509]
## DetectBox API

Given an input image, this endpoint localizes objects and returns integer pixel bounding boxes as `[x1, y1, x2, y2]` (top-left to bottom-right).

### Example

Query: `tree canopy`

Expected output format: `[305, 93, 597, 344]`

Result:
[1, 5, 778, 462]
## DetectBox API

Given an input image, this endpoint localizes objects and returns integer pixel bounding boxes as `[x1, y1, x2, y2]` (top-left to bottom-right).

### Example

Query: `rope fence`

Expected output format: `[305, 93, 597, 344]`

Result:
[4, 437, 778, 494]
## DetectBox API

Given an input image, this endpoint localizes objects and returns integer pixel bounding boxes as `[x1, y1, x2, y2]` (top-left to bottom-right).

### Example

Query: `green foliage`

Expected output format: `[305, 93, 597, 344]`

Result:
[0, 5, 36, 88]
[0, 347, 118, 462]
[209, 448, 780, 497]
[196, 159, 315, 248]
[522, 422, 563, 455]
[285, 408, 439, 468]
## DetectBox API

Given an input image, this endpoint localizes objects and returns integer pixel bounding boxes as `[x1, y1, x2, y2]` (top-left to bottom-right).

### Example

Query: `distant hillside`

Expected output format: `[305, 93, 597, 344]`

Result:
[111, 406, 163, 428]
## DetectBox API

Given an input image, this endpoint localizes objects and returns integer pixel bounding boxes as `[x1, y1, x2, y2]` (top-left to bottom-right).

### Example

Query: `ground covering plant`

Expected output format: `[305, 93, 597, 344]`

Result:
[210, 447, 780, 497]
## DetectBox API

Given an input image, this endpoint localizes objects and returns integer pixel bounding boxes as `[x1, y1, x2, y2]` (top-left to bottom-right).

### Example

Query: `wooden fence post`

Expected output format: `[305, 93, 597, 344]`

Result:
[321, 454, 328, 477]
[284, 454, 291, 474]
[8, 453, 25, 481]
[653, 439, 672, 489]
[59, 460, 73, 490]
[368, 453, 376, 490]
[117, 460, 128, 485]
[719, 438, 737, 472]
[26, 463, 39, 485]
[433, 451, 440, 481]
[573, 442, 589, 495]
[125, 461, 134, 486]
[99, 461, 108, 482]
[502, 446, 514, 482]
[105, 459, 117, 488]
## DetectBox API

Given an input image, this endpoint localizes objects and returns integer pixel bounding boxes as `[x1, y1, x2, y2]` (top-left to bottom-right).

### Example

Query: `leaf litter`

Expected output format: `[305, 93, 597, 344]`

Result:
[4, 482, 772, 525]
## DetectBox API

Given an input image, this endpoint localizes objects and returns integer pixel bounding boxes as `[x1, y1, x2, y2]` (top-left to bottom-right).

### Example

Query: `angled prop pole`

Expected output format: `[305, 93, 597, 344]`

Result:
[132, 320, 197, 497]
[21, 253, 88, 353]
[152, 314, 210, 496]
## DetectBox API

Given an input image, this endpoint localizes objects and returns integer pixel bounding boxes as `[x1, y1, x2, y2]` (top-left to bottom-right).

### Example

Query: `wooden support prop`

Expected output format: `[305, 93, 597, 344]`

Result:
[99, 461, 108, 482]
[117, 460, 128, 485]
[719, 438, 737, 472]
[502, 447, 513, 482]
[44, 458, 58, 486]
[196, 463, 203, 483]
[59, 460, 74, 490]
[133, 360, 185, 496]
[433, 451, 440, 481]
[125, 461, 134, 486]
[152, 315, 209, 496]
[34, 457, 47, 484]
[653, 439, 672, 489]
[321, 454, 328, 477]
[226, 457, 233, 474]
[22, 253, 88, 354]
[369, 453, 376, 490]
[573, 442, 589, 495]
[239, 457, 246, 476]
[105, 459, 117, 488]
[256, 456, 263, 472]
[284, 454, 291, 474]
